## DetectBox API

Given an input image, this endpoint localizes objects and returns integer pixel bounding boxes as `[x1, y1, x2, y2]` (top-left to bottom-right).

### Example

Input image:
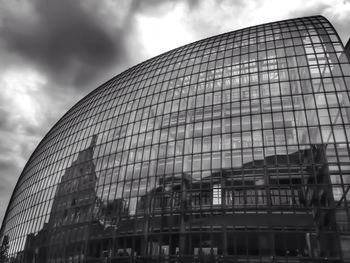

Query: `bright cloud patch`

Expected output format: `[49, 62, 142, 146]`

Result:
[1, 0, 350, 227]
[135, 2, 196, 58]
[1, 69, 47, 126]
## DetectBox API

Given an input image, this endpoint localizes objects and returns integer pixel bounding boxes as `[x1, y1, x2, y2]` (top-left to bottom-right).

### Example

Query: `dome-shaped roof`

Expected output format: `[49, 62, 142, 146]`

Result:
[1, 15, 350, 262]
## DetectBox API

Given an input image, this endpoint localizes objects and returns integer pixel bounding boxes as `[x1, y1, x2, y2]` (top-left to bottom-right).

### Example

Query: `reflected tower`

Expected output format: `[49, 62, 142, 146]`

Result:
[46, 135, 99, 262]
[19, 136, 99, 263]
[1, 16, 350, 262]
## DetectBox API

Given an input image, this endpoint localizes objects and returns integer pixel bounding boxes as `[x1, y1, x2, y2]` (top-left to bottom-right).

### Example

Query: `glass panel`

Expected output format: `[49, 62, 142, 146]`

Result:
[1, 16, 349, 263]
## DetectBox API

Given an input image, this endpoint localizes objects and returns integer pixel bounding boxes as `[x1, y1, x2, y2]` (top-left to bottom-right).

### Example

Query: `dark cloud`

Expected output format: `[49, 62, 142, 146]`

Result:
[0, 0, 350, 232]
[0, 109, 11, 131]
[0, 0, 204, 92]
[0, 159, 18, 175]
[0, 0, 203, 92]
[0, 0, 203, 226]
[130, 0, 200, 14]
[0, 0, 127, 89]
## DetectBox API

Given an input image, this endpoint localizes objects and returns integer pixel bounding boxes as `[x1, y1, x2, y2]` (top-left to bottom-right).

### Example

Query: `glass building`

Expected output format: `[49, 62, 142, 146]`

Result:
[1, 15, 350, 262]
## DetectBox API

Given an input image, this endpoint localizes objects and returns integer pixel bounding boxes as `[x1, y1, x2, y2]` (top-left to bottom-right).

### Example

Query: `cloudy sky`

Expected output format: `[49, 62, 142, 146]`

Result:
[0, 0, 350, 225]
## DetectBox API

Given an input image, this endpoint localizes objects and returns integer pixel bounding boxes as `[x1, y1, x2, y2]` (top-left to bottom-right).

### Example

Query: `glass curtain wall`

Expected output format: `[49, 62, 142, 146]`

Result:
[1, 15, 350, 262]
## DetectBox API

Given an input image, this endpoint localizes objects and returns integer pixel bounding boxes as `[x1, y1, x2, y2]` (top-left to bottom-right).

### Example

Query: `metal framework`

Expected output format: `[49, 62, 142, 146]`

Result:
[1, 15, 350, 262]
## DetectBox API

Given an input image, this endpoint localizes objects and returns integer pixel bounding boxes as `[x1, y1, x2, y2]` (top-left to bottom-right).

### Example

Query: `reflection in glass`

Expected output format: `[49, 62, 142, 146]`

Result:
[1, 15, 350, 262]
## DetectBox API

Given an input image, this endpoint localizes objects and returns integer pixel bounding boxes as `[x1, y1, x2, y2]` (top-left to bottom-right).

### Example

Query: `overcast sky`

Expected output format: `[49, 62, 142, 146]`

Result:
[0, 0, 350, 225]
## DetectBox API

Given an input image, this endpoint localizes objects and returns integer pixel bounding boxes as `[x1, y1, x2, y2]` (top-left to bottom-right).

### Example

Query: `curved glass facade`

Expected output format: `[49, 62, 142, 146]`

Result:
[1, 15, 350, 262]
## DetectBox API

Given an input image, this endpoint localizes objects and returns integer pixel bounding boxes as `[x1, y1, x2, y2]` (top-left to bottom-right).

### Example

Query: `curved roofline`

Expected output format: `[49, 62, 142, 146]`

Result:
[321, 15, 346, 47]
[0, 14, 333, 229]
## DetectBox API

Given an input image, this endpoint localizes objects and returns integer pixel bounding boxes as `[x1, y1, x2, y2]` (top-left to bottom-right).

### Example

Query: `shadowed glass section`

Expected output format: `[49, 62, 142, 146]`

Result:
[1, 15, 350, 262]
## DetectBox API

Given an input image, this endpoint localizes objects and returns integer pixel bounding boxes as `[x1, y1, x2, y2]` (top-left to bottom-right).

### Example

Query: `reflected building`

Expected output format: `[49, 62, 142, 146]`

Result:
[19, 136, 100, 263]
[45, 135, 100, 262]
[1, 16, 350, 262]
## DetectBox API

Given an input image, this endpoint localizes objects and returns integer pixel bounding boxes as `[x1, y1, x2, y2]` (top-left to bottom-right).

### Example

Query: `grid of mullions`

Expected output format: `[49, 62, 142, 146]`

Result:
[1, 15, 350, 261]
